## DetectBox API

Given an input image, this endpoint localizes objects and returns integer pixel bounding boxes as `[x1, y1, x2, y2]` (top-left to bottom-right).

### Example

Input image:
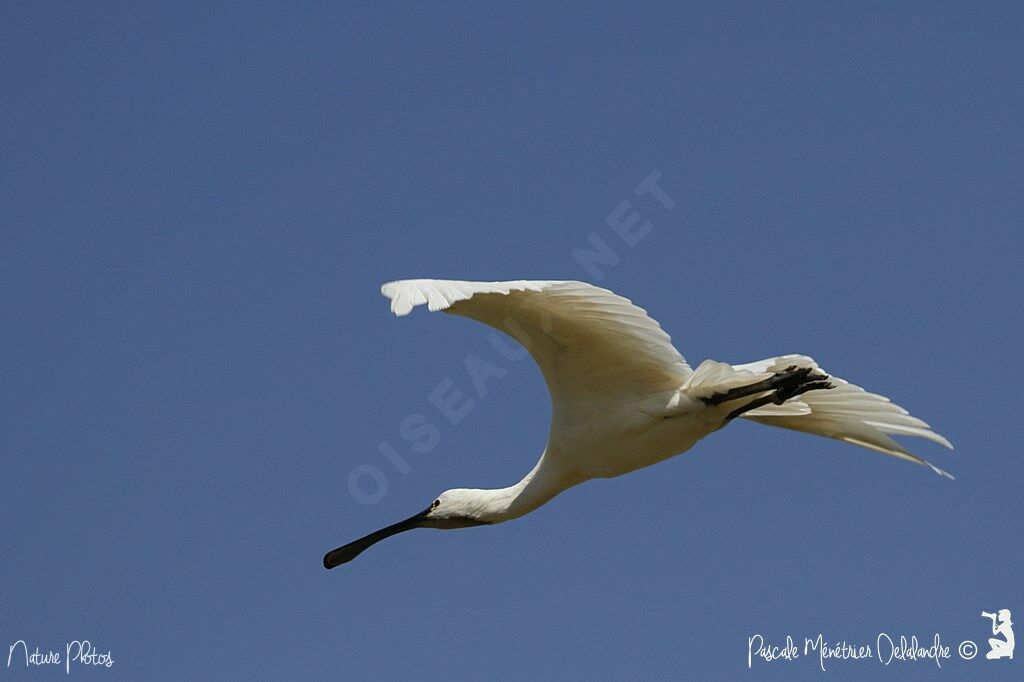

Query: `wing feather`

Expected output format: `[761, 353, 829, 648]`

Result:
[381, 279, 690, 410]
[734, 355, 954, 478]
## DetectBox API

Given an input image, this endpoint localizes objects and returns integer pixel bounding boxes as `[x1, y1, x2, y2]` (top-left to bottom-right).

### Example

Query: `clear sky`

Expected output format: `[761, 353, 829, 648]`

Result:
[2, 2, 1021, 680]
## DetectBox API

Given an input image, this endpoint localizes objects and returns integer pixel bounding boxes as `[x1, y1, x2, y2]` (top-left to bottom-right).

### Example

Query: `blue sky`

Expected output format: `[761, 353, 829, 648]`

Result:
[1, 2, 1021, 679]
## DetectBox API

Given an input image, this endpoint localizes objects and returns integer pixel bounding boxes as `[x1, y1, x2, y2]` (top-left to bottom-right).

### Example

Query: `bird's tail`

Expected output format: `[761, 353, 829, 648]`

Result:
[714, 354, 954, 478]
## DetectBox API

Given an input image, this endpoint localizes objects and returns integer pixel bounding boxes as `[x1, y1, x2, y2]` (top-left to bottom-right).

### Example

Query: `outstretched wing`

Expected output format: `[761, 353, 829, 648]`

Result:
[381, 279, 691, 411]
[733, 354, 954, 478]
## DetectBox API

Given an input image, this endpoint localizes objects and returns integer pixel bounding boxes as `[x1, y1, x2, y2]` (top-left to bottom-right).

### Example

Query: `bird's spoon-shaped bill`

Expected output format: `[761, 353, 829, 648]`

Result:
[323, 507, 432, 569]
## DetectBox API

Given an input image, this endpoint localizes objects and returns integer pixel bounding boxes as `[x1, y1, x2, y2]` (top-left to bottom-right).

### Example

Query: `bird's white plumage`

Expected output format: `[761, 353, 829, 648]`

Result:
[382, 279, 556, 316]
[733, 354, 953, 478]
[381, 279, 692, 411]
[380, 279, 952, 496]
[322, 278, 957, 566]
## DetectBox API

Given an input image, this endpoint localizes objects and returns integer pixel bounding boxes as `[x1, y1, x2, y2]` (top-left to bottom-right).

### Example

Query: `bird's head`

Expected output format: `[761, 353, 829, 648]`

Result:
[322, 488, 493, 569]
[426, 488, 501, 528]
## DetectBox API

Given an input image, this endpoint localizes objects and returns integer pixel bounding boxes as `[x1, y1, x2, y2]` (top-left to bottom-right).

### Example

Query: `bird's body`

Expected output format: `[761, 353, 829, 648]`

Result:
[324, 279, 953, 568]
[440, 390, 716, 525]
[544, 391, 713, 486]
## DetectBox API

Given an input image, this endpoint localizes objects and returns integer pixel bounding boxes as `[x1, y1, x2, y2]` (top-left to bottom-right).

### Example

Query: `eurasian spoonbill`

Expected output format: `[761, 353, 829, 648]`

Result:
[324, 279, 952, 568]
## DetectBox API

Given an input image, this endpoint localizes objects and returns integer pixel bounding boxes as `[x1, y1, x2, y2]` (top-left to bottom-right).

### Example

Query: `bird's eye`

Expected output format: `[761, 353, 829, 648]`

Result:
[432, 499, 440, 509]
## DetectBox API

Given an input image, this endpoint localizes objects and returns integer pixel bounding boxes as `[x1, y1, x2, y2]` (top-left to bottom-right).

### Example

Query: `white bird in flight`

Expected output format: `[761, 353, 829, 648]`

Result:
[324, 279, 952, 568]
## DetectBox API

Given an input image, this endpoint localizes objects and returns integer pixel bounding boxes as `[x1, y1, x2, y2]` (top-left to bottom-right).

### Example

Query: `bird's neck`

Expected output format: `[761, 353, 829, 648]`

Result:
[478, 449, 581, 523]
